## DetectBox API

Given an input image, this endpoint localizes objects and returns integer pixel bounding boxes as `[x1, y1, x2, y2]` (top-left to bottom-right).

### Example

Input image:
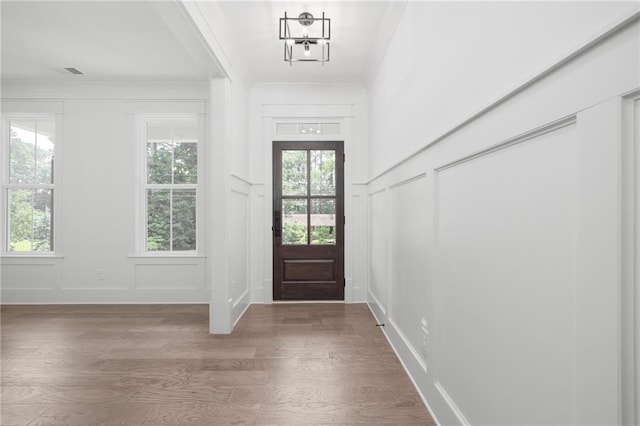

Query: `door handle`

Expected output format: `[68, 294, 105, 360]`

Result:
[274, 210, 281, 237]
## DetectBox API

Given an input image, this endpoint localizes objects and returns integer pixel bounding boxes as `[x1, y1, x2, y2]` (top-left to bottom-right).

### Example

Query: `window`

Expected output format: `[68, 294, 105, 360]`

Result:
[2, 117, 56, 253]
[140, 116, 200, 253]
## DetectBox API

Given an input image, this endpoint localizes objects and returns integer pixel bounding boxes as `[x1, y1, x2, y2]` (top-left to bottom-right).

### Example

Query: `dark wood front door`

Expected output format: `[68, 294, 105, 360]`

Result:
[273, 141, 344, 300]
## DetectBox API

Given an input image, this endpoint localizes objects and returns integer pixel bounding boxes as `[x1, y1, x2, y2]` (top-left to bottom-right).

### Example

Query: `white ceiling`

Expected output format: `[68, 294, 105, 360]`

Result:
[0, 1, 223, 81]
[210, 1, 405, 85]
[0, 0, 404, 86]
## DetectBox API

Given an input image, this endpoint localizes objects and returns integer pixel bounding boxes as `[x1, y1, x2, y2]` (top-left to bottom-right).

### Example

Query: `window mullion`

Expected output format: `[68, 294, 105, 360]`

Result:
[169, 189, 174, 251]
[171, 140, 176, 185]
[30, 189, 35, 251]
[33, 121, 38, 185]
[5, 188, 10, 252]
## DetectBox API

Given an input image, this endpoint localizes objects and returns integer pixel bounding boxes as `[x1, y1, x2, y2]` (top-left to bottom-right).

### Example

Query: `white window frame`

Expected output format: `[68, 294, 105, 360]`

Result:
[1, 114, 62, 256]
[136, 114, 204, 256]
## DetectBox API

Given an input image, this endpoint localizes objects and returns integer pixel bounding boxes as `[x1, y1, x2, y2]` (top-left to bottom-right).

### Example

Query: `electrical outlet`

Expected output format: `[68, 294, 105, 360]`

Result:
[97, 269, 105, 280]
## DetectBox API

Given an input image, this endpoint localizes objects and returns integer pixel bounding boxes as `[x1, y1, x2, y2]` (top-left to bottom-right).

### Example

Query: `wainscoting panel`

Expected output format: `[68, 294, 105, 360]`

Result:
[389, 173, 429, 371]
[134, 264, 202, 290]
[229, 176, 251, 327]
[230, 188, 250, 303]
[1, 263, 57, 290]
[350, 186, 368, 302]
[433, 122, 577, 425]
[368, 189, 389, 314]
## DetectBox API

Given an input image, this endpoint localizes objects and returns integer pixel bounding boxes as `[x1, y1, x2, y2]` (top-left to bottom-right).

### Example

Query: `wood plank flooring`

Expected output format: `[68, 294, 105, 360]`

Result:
[1, 303, 435, 425]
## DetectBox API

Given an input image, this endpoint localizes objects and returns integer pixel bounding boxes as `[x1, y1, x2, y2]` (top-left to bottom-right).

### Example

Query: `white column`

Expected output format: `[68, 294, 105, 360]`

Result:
[207, 77, 231, 333]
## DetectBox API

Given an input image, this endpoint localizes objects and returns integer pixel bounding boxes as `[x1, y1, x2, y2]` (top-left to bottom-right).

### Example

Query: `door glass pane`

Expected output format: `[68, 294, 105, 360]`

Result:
[310, 198, 336, 245]
[282, 150, 307, 196]
[310, 150, 335, 196]
[282, 199, 307, 245]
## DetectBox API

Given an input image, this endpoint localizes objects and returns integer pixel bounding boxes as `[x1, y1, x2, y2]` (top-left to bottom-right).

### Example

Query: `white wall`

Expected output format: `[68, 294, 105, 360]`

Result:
[1, 81, 210, 303]
[0, 75, 252, 331]
[367, 2, 640, 425]
[248, 83, 369, 303]
[369, 1, 640, 177]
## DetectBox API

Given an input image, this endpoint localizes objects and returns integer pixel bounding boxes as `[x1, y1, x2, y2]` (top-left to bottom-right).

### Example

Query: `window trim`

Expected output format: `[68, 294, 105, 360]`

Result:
[135, 113, 204, 256]
[1, 114, 62, 256]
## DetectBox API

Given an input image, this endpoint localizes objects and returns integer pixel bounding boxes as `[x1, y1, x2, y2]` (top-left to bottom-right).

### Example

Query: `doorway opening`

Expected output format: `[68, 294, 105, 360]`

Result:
[272, 141, 344, 300]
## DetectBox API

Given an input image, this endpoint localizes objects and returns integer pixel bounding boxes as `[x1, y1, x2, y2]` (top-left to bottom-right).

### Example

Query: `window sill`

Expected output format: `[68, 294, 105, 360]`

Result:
[0, 254, 64, 259]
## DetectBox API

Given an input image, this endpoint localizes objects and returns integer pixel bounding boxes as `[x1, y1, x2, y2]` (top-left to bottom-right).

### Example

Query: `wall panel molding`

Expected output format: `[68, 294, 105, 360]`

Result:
[434, 382, 470, 426]
[435, 115, 577, 173]
[388, 317, 427, 372]
[389, 172, 428, 190]
[1, 264, 57, 290]
[134, 264, 202, 290]
[619, 93, 640, 425]
[232, 288, 250, 329]
[368, 289, 386, 317]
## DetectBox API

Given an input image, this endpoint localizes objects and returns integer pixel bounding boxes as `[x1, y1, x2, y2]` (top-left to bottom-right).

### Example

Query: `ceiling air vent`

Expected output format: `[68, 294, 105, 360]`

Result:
[64, 67, 83, 75]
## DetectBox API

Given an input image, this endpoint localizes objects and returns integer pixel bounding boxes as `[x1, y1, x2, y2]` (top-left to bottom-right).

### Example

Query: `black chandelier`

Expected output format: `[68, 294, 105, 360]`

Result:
[279, 12, 330, 65]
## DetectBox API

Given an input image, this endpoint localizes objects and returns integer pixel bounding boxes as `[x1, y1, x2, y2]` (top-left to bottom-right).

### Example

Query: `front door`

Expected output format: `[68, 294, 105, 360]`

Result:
[273, 141, 344, 300]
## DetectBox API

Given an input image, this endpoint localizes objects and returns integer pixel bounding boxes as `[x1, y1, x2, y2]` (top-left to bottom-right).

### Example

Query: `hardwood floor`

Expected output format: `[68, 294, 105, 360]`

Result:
[1, 303, 435, 425]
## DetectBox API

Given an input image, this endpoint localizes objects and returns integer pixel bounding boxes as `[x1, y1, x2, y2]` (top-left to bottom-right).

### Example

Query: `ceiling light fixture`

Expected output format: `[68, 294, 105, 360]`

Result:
[279, 11, 330, 65]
